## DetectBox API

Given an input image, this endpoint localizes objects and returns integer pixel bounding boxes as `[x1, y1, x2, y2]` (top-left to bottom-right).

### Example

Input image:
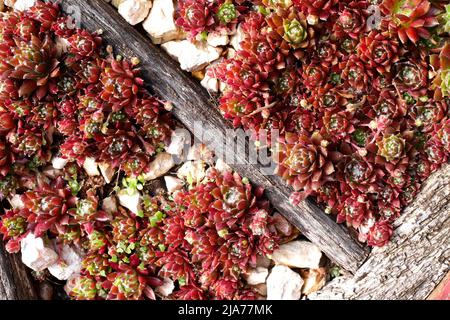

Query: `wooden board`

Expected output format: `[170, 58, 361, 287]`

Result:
[59, 0, 369, 273]
[309, 164, 450, 300]
[0, 242, 37, 300]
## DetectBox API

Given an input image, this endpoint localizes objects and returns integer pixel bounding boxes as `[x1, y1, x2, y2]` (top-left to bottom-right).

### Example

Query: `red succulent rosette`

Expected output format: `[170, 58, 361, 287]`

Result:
[266, 6, 315, 58]
[366, 220, 393, 247]
[380, 0, 440, 44]
[293, 0, 339, 21]
[340, 54, 372, 92]
[332, 0, 368, 40]
[357, 30, 400, 74]
[176, 0, 215, 38]
[337, 193, 373, 229]
[274, 132, 337, 194]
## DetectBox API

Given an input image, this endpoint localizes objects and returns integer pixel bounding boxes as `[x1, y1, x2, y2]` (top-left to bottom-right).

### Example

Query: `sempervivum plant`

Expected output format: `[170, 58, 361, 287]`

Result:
[178, 0, 450, 247]
[380, 0, 441, 44]
[176, 0, 246, 40]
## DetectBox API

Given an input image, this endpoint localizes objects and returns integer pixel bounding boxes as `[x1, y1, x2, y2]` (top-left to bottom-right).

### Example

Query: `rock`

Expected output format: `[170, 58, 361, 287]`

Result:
[164, 176, 184, 194]
[300, 268, 327, 296]
[48, 245, 83, 281]
[244, 267, 268, 285]
[13, 0, 35, 11]
[166, 129, 189, 157]
[207, 32, 229, 47]
[227, 48, 237, 59]
[8, 194, 24, 210]
[272, 241, 322, 269]
[118, 0, 152, 25]
[266, 265, 303, 300]
[219, 81, 227, 92]
[143, 152, 175, 181]
[200, 72, 219, 92]
[99, 162, 116, 184]
[52, 157, 69, 170]
[161, 40, 222, 72]
[177, 160, 206, 185]
[230, 24, 244, 51]
[102, 196, 118, 214]
[21, 233, 58, 272]
[82, 157, 100, 176]
[215, 158, 232, 173]
[155, 277, 175, 297]
[117, 189, 141, 215]
[143, 0, 184, 44]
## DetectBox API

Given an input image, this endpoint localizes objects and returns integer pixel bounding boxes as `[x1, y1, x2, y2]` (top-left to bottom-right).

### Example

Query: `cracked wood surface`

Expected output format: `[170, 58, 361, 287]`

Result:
[0, 242, 37, 300]
[309, 164, 450, 300]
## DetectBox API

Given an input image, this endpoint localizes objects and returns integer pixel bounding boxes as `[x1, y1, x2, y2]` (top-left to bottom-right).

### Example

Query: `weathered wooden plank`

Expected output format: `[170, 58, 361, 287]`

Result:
[0, 242, 38, 300]
[60, 0, 369, 272]
[309, 164, 450, 300]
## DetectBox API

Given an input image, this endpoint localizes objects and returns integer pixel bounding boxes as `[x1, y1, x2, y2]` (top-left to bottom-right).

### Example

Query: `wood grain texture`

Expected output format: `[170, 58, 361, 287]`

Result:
[0, 242, 37, 300]
[309, 164, 450, 300]
[59, 0, 369, 272]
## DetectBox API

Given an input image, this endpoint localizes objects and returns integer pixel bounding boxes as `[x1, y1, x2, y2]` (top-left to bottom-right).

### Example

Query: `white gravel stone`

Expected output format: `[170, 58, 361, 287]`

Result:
[21, 233, 58, 272]
[207, 32, 229, 47]
[266, 265, 303, 300]
[300, 268, 327, 296]
[161, 40, 222, 72]
[13, 0, 35, 11]
[48, 245, 83, 281]
[155, 277, 175, 297]
[230, 24, 244, 51]
[244, 267, 269, 285]
[272, 240, 322, 269]
[143, 0, 183, 44]
[99, 162, 115, 184]
[143, 152, 175, 181]
[82, 157, 100, 177]
[200, 72, 219, 93]
[118, 0, 152, 25]
[164, 176, 184, 194]
[52, 157, 69, 170]
[166, 129, 189, 157]
[117, 189, 141, 215]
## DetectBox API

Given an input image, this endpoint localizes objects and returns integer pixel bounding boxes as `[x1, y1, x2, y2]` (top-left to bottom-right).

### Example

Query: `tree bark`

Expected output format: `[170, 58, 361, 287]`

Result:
[59, 0, 369, 273]
[309, 164, 450, 300]
[0, 242, 37, 300]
